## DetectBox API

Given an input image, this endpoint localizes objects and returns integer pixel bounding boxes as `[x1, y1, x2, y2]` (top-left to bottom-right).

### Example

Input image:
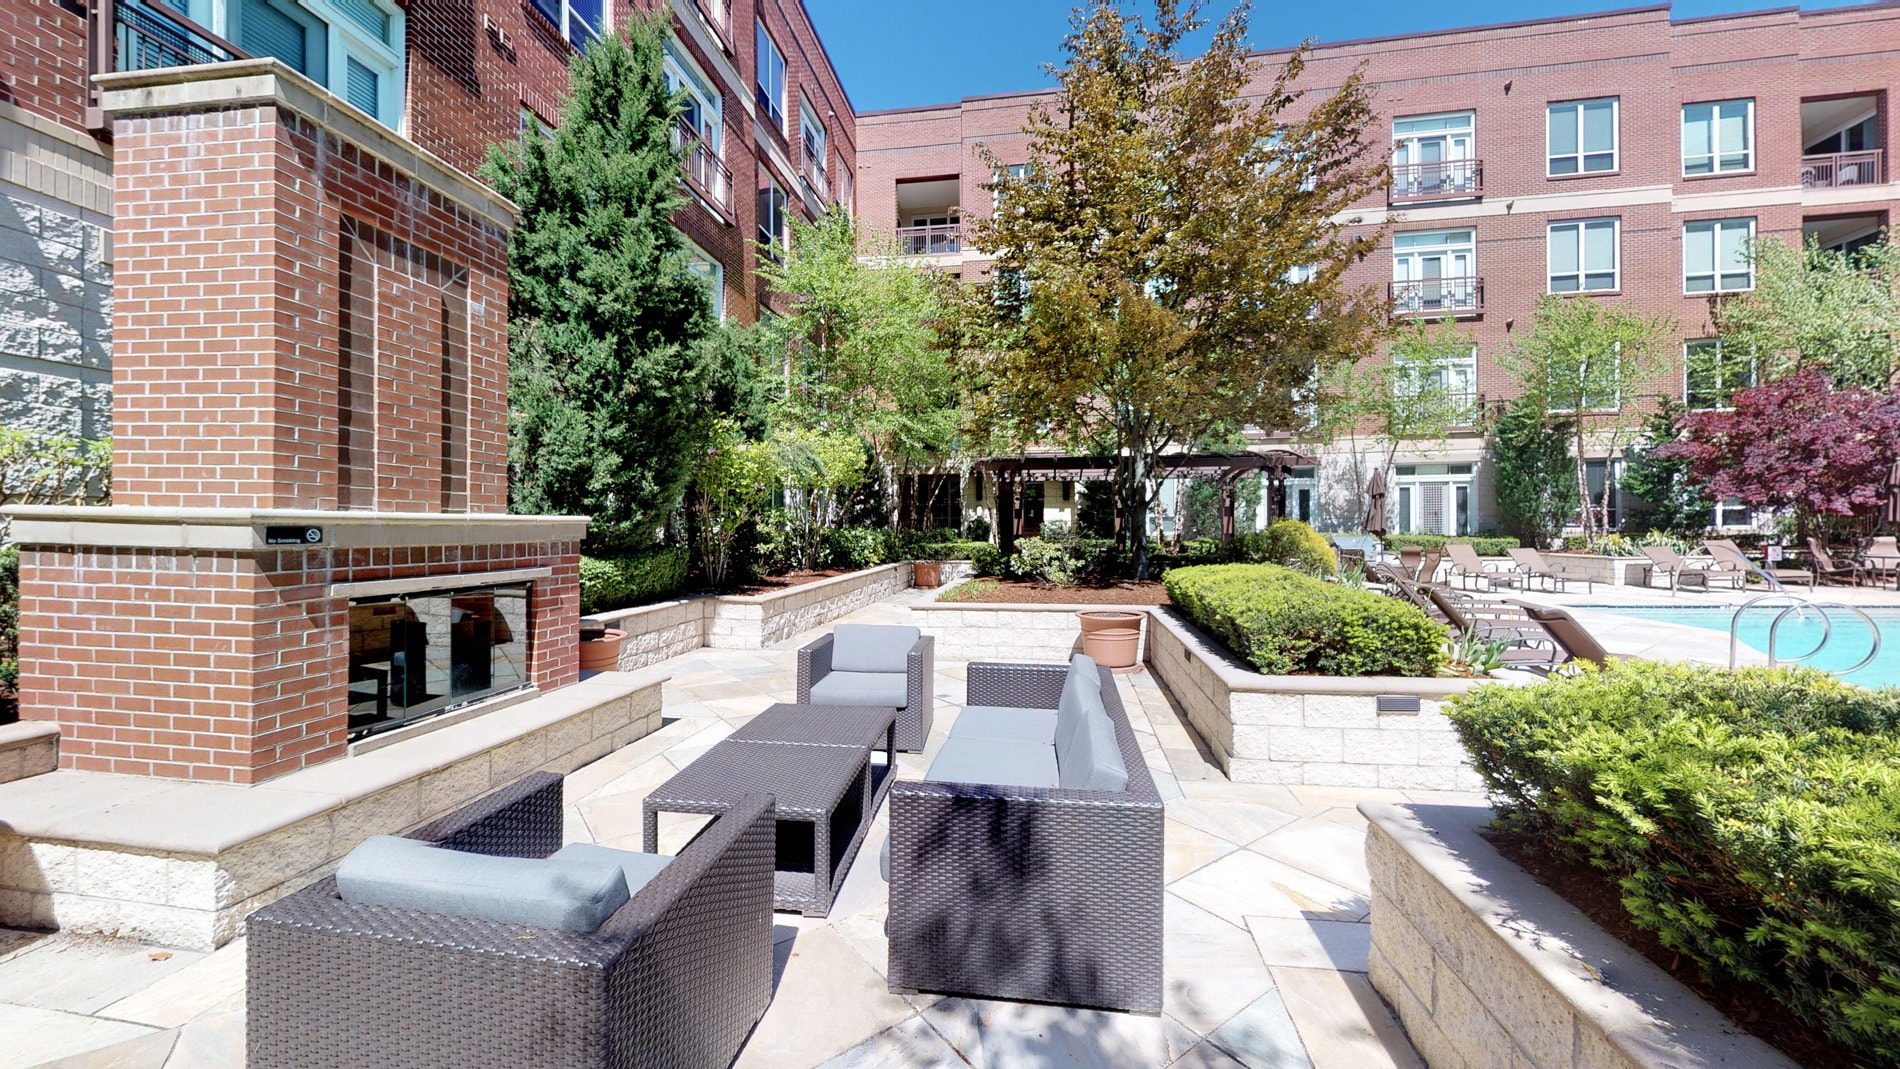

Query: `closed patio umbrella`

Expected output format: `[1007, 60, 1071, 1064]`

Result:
[1362, 470, 1388, 536]
[1886, 459, 1900, 528]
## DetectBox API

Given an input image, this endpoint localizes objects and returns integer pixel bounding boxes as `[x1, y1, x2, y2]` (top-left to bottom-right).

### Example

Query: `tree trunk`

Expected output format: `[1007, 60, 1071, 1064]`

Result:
[1573, 428, 1595, 544]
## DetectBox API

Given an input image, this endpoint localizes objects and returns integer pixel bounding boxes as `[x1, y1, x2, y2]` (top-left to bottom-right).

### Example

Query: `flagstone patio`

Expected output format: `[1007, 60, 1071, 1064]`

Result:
[0, 587, 1480, 1068]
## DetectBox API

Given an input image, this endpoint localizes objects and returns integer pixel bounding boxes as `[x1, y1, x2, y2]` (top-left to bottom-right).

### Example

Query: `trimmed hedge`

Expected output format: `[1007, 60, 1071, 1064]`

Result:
[1382, 533, 1519, 556]
[1448, 661, 1900, 1060]
[1234, 519, 1337, 576]
[579, 546, 690, 615]
[1164, 564, 1445, 677]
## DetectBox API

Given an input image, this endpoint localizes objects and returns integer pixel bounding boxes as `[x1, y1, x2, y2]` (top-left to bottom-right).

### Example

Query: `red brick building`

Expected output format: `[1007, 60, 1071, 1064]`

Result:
[857, 3, 1900, 538]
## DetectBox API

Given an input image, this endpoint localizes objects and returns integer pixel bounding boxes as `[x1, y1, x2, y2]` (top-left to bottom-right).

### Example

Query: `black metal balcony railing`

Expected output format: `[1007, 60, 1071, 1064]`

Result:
[674, 120, 733, 215]
[1801, 150, 1884, 189]
[88, 0, 249, 128]
[1390, 276, 1483, 317]
[896, 223, 962, 255]
[1389, 159, 1483, 204]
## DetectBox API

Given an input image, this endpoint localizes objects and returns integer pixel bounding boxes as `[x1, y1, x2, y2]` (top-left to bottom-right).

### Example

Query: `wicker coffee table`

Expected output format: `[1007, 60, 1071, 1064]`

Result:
[643, 704, 896, 916]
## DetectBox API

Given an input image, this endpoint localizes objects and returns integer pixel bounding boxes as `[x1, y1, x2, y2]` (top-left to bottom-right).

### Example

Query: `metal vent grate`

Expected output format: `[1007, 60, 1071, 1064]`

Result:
[1376, 694, 1422, 714]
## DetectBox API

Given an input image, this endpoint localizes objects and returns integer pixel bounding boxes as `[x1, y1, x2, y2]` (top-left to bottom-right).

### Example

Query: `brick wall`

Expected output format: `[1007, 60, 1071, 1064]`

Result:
[0, 0, 89, 130]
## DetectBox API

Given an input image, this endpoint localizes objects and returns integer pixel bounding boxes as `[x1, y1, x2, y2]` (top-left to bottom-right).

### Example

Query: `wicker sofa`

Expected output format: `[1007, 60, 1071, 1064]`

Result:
[885, 657, 1165, 1014]
[797, 624, 935, 751]
[247, 772, 777, 1069]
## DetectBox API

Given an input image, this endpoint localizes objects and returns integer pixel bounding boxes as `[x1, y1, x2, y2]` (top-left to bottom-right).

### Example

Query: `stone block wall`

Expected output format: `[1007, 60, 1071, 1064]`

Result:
[911, 602, 1144, 664]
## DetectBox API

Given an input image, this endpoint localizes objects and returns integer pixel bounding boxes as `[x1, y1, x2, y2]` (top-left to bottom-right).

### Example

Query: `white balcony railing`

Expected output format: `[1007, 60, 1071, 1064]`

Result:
[675, 120, 732, 214]
[1801, 150, 1883, 189]
[895, 223, 962, 256]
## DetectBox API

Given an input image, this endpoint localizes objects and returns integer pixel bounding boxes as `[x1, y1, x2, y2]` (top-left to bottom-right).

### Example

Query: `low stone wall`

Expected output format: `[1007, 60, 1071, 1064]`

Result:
[1145, 608, 1483, 791]
[1363, 803, 1797, 1069]
[910, 601, 1149, 663]
[0, 671, 665, 950]
[0, 722, 58, 784]
[1544, 552, 1620, 587]
[591, 563, 914, 667]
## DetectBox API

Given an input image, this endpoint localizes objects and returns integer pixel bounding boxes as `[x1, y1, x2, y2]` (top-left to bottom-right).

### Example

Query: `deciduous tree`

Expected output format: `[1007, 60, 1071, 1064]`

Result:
[1314, 318, 1475, 524]
[1717, 235, 1900, 392]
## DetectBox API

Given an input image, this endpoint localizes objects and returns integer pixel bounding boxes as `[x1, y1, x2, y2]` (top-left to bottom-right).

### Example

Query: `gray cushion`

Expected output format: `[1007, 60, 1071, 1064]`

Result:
[548, 842, 672, 897]
[924, 738, 1060, 789]
[336, 835, 630, 932]
[1078, 712, 1129, 792]
[950, 705, 1058, 746]
[808, 670, 908, 708]
[1056, 654, 1104, 758]
[831, 624, 921, 674]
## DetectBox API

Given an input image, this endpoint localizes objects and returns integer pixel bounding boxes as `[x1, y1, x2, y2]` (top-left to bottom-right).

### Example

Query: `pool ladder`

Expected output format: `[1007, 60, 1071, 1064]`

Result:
[1728, 591, 1883, 677]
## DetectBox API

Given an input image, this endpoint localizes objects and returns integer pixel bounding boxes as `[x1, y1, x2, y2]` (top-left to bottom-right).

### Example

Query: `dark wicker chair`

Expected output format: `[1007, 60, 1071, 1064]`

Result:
[797, 629, 934, 751]
[885, 663, 1165, 1014]
[247, 772, 777, 1069]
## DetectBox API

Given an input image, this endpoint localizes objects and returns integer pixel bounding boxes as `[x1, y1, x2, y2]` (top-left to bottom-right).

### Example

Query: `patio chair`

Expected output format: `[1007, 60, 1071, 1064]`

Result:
[1425, 586, 1565, 670]
[1857, 536, 1900, 589]
[1805, 537, 1867, 586]
[1415, 548, 1444, 585]
[797, 624, 935, 750]
[1513, 604, 1629, 667]
[1389, 576, 1446, 622]
[1703, 539, 1814, 590]
[1445, 542, 1514, 591]
[1506, 547, 1593, 593]
[248, 772, 778, 1069]
[1639, 545, 1739, 592]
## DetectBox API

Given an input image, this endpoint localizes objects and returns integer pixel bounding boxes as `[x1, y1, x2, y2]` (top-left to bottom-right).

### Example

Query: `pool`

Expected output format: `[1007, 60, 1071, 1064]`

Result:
[1583, 604, 1900, 689]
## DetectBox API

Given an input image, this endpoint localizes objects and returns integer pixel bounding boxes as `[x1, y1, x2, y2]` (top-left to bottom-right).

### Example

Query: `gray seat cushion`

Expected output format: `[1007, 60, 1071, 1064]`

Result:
[808, 670, 907, 708]
[336, 835, 629, 932]
[1056, 654, 1104, 756]
[548, 842, 672, 897]
[831, 624, 921, 674]
[950, 705, 1058, 746]
[1057, 707, 1129, 793]
[924, 737, 1060, 789]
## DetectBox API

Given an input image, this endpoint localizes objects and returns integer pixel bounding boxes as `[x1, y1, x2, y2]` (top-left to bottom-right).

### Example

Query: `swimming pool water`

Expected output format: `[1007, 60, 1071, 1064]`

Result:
[1584, 605, 1900, 689]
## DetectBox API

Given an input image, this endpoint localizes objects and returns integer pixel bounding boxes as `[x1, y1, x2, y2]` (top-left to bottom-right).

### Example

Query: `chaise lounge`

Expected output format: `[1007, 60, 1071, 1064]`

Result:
[798, 624, 935, 751]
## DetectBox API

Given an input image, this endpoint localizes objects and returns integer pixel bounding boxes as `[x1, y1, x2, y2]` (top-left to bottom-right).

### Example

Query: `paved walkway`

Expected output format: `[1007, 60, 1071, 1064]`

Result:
[0, 587, 1481, 1069]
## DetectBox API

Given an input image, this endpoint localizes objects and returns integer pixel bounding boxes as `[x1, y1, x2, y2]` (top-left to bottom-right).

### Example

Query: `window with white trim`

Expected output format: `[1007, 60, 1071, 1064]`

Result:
[525, 0, 599, 50]
[799, 96, 827, 196]
[1684, 339, 1753, 410]
[1712, 499, 1752, 528]
[755, 21, 787, 133]
[665, 43, 722, 152]
[1682, 100, 1753, 175]
[1684, 218, 1754, 293]
[1391, 111, 1476, 198]
[757, 175, 789, 259]
[1548, 218, 1619, 293]
[1391, 229, 1477, 314]
[1547, 98, 1617, 175]
[211, 0, 405, 128]
[679, 233, 725, 321]
[1395, 344, 1479, 421]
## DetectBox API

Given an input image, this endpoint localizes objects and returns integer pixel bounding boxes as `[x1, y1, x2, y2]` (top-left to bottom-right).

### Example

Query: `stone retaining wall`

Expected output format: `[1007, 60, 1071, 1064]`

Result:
[1363, 803, 1797, 1069]
[0, 722, 58, 784]
[910, 601, 1149, 663]
[1145, 608, 1482, 791]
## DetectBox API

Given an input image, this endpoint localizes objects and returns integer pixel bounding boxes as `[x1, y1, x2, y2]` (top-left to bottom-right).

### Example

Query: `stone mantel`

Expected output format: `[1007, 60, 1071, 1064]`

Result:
[3, 506, 590, 551]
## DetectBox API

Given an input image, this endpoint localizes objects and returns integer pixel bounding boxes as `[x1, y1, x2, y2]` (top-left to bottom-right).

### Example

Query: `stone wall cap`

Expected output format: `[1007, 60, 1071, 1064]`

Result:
[0, 721, 61, 752]
[1149, 606, 1480, 696]
[93, 58, 516, 231]
[1360, 801, 1801, 1069]
[709, 562, 908, 604]
[913, 601, 1160, 614]
[4, 507, 589, 550]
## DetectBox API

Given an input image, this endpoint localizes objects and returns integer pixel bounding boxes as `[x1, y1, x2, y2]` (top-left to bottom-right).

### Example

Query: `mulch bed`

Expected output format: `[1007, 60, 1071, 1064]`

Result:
[1485, 831, 1857, 1069]
[721, 569, 853, 596]
[935, 578, 1171, 605]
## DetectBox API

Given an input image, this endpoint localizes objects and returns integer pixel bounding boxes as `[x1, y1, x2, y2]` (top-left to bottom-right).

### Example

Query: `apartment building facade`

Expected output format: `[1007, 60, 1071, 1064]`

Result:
[856, 3, 1900, 539]
[0, 0, 854, 439]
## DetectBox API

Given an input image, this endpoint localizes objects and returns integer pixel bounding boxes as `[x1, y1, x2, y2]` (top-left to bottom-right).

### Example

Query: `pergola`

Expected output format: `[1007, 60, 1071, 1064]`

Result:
[973, 450, 1317, 556]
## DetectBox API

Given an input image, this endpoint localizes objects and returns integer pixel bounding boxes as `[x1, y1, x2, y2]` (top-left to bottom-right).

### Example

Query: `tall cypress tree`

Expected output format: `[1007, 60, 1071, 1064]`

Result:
[1490, 396, 1578, 548]
[482, 12, 715, 537]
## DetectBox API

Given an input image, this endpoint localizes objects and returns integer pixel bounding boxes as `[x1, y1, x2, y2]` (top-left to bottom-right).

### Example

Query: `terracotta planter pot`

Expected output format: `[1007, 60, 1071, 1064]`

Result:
[913, 561, 943, 588]
[1076, 610, 1142, 669]
[578, 628, 627, 672]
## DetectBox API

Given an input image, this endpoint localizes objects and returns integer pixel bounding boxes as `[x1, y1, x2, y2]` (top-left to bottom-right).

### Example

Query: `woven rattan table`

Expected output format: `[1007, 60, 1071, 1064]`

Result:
[644, 704, 896, 916]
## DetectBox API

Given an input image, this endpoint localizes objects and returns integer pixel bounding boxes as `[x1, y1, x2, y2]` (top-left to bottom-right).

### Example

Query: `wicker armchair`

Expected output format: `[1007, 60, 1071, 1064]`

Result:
[247, 772, 777, 1069]
[885, 662, 1165, 1014]
[797, 628, 934, 751]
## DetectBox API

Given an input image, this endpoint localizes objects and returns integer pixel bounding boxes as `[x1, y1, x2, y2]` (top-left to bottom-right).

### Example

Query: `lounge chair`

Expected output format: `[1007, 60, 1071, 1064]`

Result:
[1704, 539, 1814, 590]
[1805, 537, 1867, 587]
[1445, 543, 1514, 591]
[1424, 586, 1565, 670]
[798, 624, 935, 751]
[1857, 536, 1900, 589]
[1416, 548, 1444, 585]
[1513, 604, 1629, 667]
[1506, 547, 1592, 593]
[1639, 545, 1740, 591]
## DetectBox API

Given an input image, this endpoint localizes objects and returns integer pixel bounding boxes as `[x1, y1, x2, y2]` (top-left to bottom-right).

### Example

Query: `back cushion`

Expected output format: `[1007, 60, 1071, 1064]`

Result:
[831, 625, 922, 674]
[1056, 707, 1096, 790]
[1056, 654, 1102, 758]
[1079, 712, 1129, 792]
[337, 835, 630, 932]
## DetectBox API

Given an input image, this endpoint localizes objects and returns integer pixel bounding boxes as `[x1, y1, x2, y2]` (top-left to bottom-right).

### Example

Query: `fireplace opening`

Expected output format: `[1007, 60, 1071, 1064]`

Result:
[346, 582, 532, 739]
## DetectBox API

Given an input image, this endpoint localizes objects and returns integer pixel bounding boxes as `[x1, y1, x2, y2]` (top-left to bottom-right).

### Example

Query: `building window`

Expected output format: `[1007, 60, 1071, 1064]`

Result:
[1395, 344, 1479, 421]
[799, 96, 827, 195]
[347, 583, 533, 740]
[679, 234, 725, 321]
[1682, 99, 1754, 175]
[526, 0, 598, 49]
[1391, 229, 1477, 315]
[1684, 339, 1753, 410]
[1393, 463, 1476, 536]
[1548, 218, 1619, 293]
[1712, 499, 1752, 529]
[665, 43, 722, 152]
[1548, 347, 1621, 413]
[758, 175, 789, 259]
[1582, 459, 1625, 531]
[1547, 98, 1617, 175]
[219, 0, 405, 127]
[755, 21, 787, 133]
[1684, 218, 1754, 293]
[1391, 111, 1476, 200]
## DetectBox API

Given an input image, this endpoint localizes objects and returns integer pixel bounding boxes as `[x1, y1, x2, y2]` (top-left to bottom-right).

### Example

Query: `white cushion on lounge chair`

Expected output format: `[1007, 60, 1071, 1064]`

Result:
[809, 670, 908, 707]
[831, 625, 920, 674]
[336, 835, 630, 932]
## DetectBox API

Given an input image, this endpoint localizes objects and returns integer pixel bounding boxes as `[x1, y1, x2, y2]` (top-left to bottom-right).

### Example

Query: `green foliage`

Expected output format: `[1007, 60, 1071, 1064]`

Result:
[1490, 396, 1577, 548]
[1180, 477, 1261, 542]
[0, 545, 17, 694]
[1164, 564, 1446, 677]
[1445, 630, 1509, 675]
[686, 420, 773, 589]
[908, 539, 993, 562]
[1233, 519, 1337, 576]
[820, 526, 898, 570]
[0, 430, 111, 513]
[1448, 661, 1900, 1059]
[969, 543, 1005, 577]
[1718, 235, 1900, 392]
[768, 427, 870, 571]
[1620, 399, 1714, 537]
[963, 516, 992, 543]
[937, 579, 998, 603]
[1380, 534, 1521, 557]
[485, 17, 737, 536]
[578, 546, 690, 615]
[1007, 537, 1081, 586]
[1314, 318, 1477, 518]
[1559, 533, 1644, 556]
[1076, 481, 1117, 538]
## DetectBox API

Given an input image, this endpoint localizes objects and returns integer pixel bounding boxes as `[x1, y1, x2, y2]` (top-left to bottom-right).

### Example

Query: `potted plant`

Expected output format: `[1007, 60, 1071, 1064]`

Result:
[1076, 610, 1142, 669]
[913, 559, 944, 588]
[578, 619, 627, 672]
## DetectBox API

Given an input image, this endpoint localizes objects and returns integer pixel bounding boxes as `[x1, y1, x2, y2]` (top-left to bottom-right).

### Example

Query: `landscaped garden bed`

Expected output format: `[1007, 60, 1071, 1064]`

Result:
[937, 577, 1169, 605]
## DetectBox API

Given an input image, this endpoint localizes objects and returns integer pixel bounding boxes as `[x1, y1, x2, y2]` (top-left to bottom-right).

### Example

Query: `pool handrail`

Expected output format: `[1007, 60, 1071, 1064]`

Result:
[1727, 591, 1882, 678]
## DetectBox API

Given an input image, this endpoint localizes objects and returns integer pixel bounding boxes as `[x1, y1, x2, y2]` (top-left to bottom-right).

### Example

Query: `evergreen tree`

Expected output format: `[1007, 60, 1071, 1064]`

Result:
[482, 14, 721, 537]
[1620, 400, 1712, 536]
[1490, 397, 1578, 548]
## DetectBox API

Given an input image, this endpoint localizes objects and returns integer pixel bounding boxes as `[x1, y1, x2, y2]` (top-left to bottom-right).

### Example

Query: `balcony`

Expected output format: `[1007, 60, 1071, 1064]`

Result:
[1389, 160, 1483, 204]
[1800, 150, 1883, 189]
[675, 120, 733, 215]
[896, 223, 962, 256]
[1390, 277, 1483, 317]
[690, 0, 732, 50]
[87, 0, 248, 130]
[800, 142, 828, 200]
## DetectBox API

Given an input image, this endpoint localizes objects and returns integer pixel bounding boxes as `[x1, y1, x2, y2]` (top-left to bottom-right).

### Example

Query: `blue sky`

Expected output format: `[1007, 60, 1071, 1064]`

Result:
[804, 0, 1869, 113]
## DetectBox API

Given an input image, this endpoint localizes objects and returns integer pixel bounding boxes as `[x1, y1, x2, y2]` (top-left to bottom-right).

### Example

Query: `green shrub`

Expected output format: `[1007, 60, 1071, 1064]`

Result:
[1164, 564, 1445, 677]
[908, 539, 991, 562]
[1382, 533, 1519, 557]
[963, 516, 992, 543]
[579, 546, 690, 615]
[1235, 519, 1337, 576]
[1448, 662, 1900, 1060]
[1008, 537, 1081, 586]
[970, 543, 1004, 576]
[821, 526, 897, 570]
[900, 527, 964, 549]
